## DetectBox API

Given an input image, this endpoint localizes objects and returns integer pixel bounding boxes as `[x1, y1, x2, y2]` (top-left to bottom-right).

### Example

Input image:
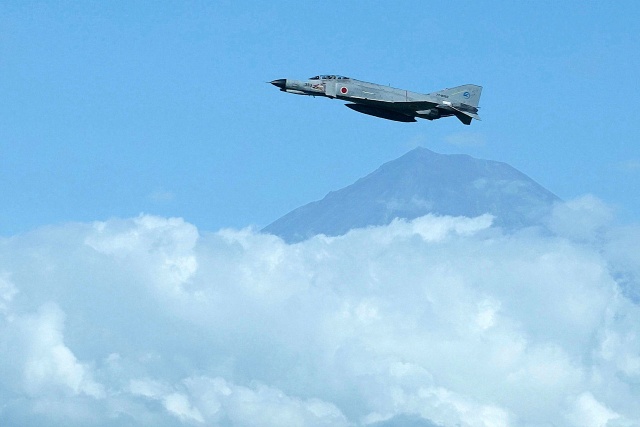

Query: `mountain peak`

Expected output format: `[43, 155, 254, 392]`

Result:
[264, 148, 560, 243]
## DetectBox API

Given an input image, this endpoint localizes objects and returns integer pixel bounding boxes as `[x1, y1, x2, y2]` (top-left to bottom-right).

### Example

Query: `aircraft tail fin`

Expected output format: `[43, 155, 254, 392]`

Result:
[431, 84, 482, 108]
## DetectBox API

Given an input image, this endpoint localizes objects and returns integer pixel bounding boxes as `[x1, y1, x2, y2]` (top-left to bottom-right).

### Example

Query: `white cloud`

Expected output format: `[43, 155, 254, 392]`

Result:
[0, 274, 18, 315]
[20, 303, 105, 399]
[163, 392, 204, 423]
[0, 299, 105, 423]
[547, 194, 614, 242]
[567, 392, 619, 427]
[186, 376, 349, 427]
[129, 376, 348, 426]
[0, 199, 639, 426]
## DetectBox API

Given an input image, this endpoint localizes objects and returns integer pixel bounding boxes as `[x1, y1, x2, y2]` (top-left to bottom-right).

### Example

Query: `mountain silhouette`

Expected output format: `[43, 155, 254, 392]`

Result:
[263, 147, 560, 242]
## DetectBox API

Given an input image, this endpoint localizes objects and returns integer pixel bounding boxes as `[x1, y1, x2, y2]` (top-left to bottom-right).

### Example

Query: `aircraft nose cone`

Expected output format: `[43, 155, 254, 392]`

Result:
[270, 79, 286, 89]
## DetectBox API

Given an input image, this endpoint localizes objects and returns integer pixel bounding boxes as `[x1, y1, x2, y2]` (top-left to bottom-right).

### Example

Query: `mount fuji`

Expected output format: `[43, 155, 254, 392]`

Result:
[263, 147, 560, 243]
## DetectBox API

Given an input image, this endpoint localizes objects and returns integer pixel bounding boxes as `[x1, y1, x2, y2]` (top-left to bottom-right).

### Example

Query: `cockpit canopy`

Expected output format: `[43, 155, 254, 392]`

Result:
[309, 75, 350, 80]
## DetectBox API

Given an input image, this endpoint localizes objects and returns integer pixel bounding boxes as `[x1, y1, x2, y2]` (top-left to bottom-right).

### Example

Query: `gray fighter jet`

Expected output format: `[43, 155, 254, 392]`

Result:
[270, 75, 482, 124]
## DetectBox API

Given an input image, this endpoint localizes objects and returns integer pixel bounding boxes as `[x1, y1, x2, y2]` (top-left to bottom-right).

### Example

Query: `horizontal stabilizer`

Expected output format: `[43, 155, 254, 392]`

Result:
[447, 104, 481, 125]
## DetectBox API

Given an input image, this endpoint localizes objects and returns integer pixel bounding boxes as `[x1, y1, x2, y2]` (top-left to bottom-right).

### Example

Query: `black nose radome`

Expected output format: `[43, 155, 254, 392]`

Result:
[270, 79, 286, 89]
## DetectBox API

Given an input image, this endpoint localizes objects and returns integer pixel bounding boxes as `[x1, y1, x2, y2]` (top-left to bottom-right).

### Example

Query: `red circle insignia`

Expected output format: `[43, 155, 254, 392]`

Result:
[340, 87, 348, 94]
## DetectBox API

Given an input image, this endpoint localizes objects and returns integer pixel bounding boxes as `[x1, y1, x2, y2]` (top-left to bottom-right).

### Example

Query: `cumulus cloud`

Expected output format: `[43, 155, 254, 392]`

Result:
[0, 200, 639, 426]
[568, 392, 621, 427]
[547, 194, 614, 242]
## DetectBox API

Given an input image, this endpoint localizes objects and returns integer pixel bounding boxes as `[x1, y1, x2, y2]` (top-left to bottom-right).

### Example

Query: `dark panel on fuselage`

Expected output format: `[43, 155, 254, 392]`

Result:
[345, 103, 416, 122]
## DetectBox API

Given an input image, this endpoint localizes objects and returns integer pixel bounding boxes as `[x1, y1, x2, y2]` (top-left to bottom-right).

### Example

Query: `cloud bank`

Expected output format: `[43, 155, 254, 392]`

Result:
[0, 197, 639, 426]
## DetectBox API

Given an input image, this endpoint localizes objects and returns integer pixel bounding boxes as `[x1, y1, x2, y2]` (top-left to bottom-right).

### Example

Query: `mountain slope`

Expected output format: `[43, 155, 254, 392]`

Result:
[263, 147, 560, 242]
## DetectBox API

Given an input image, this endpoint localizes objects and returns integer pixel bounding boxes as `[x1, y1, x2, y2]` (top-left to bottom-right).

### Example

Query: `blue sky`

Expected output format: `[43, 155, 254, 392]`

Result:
[0, 1, 640, 235]
[1, 1, 639, 235]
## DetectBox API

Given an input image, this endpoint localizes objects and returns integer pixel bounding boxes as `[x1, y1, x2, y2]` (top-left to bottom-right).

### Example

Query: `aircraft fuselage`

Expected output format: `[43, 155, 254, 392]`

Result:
[270, 75, 482, 125]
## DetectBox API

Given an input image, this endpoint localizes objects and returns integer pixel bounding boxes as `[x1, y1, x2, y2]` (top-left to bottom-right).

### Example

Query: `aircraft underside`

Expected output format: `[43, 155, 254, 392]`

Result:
[344, 104, 417, 122]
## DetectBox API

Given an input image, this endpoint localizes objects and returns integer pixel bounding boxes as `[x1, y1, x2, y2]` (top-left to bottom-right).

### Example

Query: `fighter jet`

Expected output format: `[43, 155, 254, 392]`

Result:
[270, 75, 482, 125]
